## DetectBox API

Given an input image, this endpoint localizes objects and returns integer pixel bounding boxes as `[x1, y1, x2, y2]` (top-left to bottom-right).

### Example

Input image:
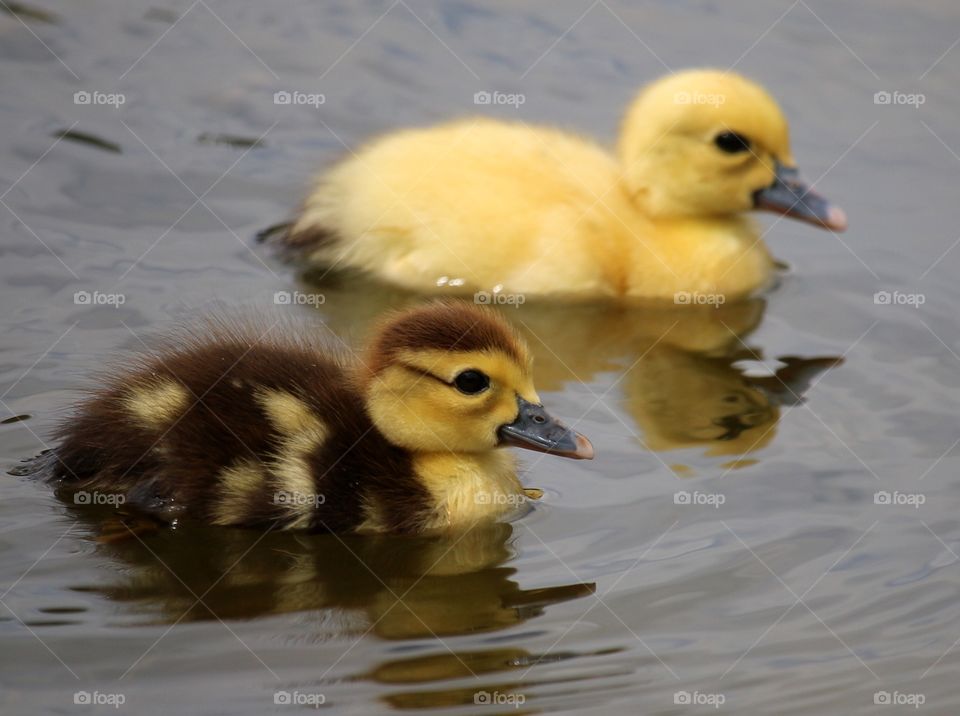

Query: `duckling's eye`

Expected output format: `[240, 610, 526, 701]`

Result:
[714, 131, 751, 154]
[453, 370, 489, 395]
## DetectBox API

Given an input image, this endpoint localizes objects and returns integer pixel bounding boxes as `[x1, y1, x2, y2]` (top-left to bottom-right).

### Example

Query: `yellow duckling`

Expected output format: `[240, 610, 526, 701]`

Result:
[280, 69, 846, 300]
[46, 302, 592, 534]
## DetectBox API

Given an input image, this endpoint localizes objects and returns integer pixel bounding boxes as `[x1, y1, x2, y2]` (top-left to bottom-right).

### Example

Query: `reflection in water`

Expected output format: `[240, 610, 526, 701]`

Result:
[78, 518, 592, 633]
[296, 269, 842, 462]
[33, 266, 841, 708]
[365, 645, 627, 711]
[39, 267, 843, 710]
[624, 347, 842, 458]
[70, 515, 597, 710]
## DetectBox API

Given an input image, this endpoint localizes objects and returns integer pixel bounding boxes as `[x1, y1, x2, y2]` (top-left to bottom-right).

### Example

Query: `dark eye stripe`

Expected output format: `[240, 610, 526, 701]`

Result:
[396, 364, 491, 396]
[714, 131, 751, 154]
[397, 363, 450, 386]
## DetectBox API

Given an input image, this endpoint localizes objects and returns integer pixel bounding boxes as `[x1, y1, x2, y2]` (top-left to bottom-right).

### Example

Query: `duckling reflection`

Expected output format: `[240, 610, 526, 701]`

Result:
[624, 347, 842, 457]
[73, 517, 593, 637]
[292, 270, 841, 459]
[362, 646, 623, 711]
[370, 649, 535, 711]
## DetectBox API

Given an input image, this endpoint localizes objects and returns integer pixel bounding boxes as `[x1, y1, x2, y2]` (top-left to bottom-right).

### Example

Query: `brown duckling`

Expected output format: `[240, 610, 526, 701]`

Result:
[47, 301, 593, 534]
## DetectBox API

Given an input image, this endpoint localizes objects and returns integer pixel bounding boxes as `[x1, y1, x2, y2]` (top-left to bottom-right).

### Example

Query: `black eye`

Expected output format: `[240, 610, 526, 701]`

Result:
[453, 370, 489, 395]
[714, 131, 751, 154]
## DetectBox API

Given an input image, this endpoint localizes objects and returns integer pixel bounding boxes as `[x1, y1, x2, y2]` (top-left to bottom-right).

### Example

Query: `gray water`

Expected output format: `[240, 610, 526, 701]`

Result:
[2, 1, 960, 713]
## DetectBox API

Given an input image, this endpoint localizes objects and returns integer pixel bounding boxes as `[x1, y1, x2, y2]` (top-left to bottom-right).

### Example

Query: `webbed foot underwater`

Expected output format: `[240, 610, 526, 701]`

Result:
[44, 301, 592, 534]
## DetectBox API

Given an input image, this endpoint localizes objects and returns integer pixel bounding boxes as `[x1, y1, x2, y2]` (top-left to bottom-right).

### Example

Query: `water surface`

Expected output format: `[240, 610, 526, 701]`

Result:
[2, 1, 960, 713]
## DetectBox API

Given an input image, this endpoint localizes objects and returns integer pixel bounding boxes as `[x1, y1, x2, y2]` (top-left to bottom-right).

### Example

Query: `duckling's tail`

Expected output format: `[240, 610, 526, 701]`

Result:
[255, 220, 340, 265]
[254, 221, 293, 243]
[7, 450, 59, 479]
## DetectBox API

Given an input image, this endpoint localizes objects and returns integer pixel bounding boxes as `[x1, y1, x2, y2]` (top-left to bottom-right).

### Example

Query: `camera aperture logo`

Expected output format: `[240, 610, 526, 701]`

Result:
[874, 490, 925, 509]
[274, 290, 325, 306]
[674, 690, 726, 708]
[74, 290, 126, 308]
[474, 90, 525, 108]
[874, 91, 925, 108]
[675, 290, 725, 307]
[74, 91, 125, 108]
[74, 490, 125, 507]
[475, 491, 525, 507]
[274, 690, 325, 708]
[474, 690, 526, 708]
[273, 90, 325, 108]
[73, 691, 126, 708]
[674, 91, 725, 107]
[273, 490, 325, 508]
[474, 290, 525, 307]
[874, 690, 925, 708]
[874, 290, 925, 308]
[674, 490, 726, 508]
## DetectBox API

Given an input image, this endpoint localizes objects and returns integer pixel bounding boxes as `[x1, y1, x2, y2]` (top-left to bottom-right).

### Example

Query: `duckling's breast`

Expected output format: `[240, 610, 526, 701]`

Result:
[410, 451, 524, 531]
[623, 216, 775, 299]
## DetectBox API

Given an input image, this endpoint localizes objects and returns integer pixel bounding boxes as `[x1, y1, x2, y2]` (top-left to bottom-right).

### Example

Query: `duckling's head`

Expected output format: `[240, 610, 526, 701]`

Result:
[618, 69, 846, 231]
[360, 301, 593, 459]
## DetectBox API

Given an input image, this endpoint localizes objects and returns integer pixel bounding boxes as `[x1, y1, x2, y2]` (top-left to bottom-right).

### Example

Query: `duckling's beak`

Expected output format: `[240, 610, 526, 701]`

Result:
[498, 397, 594, 460]
[754, 162, 847, 232]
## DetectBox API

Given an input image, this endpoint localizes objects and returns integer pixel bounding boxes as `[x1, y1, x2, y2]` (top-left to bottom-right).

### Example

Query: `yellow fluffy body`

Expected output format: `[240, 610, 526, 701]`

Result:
[289, 70, 816, 300]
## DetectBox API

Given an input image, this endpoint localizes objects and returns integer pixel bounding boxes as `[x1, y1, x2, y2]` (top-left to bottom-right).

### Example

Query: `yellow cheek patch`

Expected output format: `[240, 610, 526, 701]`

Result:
[124, 379, 190, 429]
[254, 388, 329, 529]
[212, 458, 264, 526]
[367, 348, 541, 454]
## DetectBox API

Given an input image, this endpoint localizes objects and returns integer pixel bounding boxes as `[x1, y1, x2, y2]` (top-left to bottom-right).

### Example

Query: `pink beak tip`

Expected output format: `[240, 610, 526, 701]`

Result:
[574, 433, 595, 460]
[825, 206, 848, 233]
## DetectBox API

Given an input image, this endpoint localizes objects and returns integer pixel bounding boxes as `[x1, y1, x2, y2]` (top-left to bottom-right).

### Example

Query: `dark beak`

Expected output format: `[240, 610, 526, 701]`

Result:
[754, 162, 847, 232]
[498, 397, 594, 460]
